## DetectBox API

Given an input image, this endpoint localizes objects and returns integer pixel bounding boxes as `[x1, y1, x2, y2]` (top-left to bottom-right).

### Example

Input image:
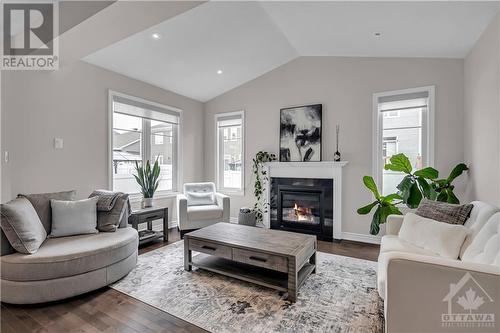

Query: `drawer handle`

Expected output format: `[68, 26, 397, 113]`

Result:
[201, 245, 217, 251]
[249, 256, 267, 263]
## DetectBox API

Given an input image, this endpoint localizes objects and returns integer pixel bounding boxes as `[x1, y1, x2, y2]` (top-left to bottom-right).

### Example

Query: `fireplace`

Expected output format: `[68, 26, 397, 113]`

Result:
[270, 177, 333, 241]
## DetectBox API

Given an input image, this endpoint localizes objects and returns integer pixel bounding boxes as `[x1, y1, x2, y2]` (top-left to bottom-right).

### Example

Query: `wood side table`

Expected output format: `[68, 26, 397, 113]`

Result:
[128, 207, 168, 245]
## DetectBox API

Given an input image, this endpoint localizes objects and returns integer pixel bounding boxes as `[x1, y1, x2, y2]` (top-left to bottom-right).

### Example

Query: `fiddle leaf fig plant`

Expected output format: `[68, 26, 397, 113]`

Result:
[358, 153, 469, 235]
[432, 163, 469, 204]
[252, 151, 277, 223]
[384, 153, 438, 208]
[357, 176, 403, 235]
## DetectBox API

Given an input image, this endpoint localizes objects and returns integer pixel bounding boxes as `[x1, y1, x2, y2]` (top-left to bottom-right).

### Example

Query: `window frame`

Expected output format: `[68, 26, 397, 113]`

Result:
[372, 86, 435, 191]
[108, 90, 183, 199]
[215, 110, 245, 196]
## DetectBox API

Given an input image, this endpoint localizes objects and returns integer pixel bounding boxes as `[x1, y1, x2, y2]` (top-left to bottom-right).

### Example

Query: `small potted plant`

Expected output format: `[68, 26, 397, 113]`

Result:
[134, 159, 161, 208]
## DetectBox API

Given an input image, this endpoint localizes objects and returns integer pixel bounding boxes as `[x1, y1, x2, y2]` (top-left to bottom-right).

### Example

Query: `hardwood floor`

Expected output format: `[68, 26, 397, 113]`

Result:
[1, 228, 380, 333]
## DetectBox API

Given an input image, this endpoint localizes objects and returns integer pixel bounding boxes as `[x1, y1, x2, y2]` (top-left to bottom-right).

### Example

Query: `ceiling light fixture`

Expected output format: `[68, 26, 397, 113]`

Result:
[217, 69, 223, 75]
[152, 33, 161, 40]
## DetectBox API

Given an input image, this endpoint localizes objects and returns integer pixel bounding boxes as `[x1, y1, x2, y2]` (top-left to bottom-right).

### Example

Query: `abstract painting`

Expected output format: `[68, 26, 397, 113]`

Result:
[280, 104, 322, 162]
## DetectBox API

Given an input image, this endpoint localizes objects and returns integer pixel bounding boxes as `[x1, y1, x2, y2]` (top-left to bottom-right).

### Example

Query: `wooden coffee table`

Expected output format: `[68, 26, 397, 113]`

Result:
[184, 223, 317, 302]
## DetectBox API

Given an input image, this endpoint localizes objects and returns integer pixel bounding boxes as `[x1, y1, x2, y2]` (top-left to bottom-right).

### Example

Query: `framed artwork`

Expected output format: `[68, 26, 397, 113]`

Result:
[280, 104, 322, 162]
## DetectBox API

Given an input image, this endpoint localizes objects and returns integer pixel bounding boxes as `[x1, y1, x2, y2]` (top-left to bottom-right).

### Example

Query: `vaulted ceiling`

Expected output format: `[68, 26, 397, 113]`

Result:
[83, 1, 500, 102]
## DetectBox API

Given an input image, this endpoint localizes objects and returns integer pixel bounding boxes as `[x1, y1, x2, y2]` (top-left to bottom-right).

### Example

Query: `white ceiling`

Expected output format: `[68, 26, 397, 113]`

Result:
[83, 1, 500, 102]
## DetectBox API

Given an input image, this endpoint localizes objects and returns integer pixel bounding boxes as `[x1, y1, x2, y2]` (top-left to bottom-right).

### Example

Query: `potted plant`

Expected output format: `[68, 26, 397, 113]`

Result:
[358, 153, 468, 235]
[134, 159, 161, 208]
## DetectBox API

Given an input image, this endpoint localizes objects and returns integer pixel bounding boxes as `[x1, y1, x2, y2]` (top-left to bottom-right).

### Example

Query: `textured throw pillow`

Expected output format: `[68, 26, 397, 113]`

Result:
[0, 197, 47, 254]
[186, 191, 215, 206]
[416, 199, 473, 225]
[49, 197, 98, 238]
[96, 194, 130, 232]
[18, 190, 76, 233]
[399, 213, 469, 259]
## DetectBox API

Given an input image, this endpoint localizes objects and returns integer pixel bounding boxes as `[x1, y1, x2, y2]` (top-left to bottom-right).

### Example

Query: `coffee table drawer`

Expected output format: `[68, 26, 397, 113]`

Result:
[232, 248, 288, 273]
[189, 239, 232, 260]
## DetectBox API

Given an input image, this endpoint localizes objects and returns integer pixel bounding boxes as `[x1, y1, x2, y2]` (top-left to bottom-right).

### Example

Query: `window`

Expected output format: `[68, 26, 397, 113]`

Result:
[109, 91, 181, 195]
[216, 111, 244, 194]
[373, 86, 434, 195]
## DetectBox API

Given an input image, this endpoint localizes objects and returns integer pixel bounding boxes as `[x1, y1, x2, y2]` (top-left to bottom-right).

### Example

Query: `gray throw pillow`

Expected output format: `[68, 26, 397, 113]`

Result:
[18, 190, 76, 233]
[96, 194, 130, 232]
[0, 197, 47, 254]
[416, 199, 473, 225]
[49, 197, 98, 238]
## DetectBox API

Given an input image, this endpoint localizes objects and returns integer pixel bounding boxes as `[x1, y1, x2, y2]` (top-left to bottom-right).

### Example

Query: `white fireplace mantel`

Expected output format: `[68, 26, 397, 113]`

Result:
[263, 161, 348, 240]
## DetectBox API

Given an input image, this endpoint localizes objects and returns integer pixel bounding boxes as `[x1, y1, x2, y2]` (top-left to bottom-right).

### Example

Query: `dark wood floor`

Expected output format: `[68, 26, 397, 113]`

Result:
[1, 228, 380, 333]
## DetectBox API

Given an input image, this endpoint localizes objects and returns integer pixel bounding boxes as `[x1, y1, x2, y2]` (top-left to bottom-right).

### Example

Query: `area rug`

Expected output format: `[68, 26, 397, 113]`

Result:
[111, 241, 384, 332]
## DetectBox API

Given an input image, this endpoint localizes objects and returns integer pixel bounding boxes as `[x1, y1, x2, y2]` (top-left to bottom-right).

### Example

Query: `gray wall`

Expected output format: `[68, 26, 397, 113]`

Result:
[1, 61, 205, 210]
[204, 56, 465, 237]
[464, 12, 500, 206]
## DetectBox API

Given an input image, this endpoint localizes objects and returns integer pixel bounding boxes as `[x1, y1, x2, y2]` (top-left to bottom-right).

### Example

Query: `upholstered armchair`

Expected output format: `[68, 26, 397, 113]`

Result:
[176, 182, 230, 237]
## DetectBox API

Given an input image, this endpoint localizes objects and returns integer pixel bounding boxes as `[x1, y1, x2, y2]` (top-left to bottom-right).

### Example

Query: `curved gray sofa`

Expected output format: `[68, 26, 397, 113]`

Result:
[1, 225, 138, 304]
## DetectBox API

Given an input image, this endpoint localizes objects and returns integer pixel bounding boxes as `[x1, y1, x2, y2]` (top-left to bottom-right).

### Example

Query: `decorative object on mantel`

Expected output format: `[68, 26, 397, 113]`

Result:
[238, 207, 257, 226]
[357, 153, 469, 235]
[252, 151, 277, 224]
[134, 159, 160, 208]
[279, 104, 322, 162]
[333, 124, 341, 162]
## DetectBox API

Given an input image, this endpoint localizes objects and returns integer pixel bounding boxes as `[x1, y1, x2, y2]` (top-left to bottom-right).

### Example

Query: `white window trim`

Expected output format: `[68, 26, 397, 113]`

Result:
[372, 85, 435, 190]
[107, 90, 183, 198]
[215, 110, 245, 196]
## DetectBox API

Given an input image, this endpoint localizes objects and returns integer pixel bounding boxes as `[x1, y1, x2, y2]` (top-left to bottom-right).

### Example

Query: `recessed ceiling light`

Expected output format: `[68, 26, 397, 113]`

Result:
[374, 32, 382, 38]
[152, 33, 161, 40]
[217, 69, 223, 75]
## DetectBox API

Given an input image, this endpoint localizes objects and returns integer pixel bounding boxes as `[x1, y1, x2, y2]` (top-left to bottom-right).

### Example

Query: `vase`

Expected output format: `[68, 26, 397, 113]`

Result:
[142, 197, 153, 208]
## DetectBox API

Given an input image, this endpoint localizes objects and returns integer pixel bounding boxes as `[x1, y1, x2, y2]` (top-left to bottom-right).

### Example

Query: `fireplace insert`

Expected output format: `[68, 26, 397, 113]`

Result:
[270, 177, 333, 241]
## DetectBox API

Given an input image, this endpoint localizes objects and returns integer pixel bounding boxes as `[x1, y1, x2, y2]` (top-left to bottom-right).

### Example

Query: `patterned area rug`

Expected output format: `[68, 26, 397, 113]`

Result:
[112, 241, 384, 333]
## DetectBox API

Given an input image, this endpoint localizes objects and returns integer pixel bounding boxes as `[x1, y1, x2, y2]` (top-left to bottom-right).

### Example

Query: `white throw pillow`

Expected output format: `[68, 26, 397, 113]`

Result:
[398, 213, 469, 259]
[49, 197, 98, 238]
[186, 191, 215, 206]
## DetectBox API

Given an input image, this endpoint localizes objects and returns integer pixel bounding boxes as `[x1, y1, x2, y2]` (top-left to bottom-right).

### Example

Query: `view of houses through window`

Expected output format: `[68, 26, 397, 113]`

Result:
[376, 88, 433, 195]
[111, 93, 179, 194]
[216, 112, 244, 192]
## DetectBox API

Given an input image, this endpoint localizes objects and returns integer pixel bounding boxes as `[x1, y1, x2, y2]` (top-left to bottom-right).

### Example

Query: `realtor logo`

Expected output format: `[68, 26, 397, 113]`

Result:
[442, 272, 495, 329]
[1, 2, 58, 70]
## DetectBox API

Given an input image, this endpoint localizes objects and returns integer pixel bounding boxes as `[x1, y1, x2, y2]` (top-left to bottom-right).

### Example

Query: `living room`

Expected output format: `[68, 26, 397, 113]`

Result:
[1, 1, 499, 332]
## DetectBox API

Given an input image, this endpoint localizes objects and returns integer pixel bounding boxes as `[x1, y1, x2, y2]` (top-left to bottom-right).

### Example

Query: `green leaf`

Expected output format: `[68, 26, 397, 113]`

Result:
[388, 205, 403, 215]
[385, 153, 413, 174]
[383, 193, 402, 203]
[416, 177, 432, 199]
[357, 201, 378, 215]
[406, 182, 423, 208]
[414, 167, 439, 180]
[362, 176, 380, 200]
[447, 163, 468, 183]
[370, 207, 381, 235]
[397, 175, 414, 203]
[446, 189, 460, 204]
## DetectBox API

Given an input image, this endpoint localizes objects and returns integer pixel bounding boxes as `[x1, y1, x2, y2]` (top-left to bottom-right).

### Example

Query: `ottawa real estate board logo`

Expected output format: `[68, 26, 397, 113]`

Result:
[1, 2, 58, 70]
[441, 272, 496, 329]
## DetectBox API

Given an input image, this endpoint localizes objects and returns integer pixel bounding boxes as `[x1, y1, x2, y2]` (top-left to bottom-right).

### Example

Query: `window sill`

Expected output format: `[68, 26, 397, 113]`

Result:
[219, 189, 245, 197]
[128, 191, 181, 203]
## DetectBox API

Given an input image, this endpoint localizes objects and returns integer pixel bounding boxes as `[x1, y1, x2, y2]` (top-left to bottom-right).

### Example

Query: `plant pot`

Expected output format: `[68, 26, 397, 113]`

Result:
[142, 197, 153, 208]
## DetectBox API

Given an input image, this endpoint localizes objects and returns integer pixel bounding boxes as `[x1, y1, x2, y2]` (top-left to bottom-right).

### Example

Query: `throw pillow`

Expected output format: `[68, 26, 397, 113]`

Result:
[416, 199, 473, 225]
[186, 191, 215, 206]
[96, 194, 130, 232]
[18, 190, 76, 233]
[0, 197, 47, 254]
[399, 212, 468, 259]
[49, 197, 98, 238]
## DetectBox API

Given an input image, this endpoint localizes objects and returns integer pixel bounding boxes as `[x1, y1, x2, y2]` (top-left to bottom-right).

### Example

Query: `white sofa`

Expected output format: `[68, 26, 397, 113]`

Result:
[378, 201, 500, 333]
[176, 182, 230, 237]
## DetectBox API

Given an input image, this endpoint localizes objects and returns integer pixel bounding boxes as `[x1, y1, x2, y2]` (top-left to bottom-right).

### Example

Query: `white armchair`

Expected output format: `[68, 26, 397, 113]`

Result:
[176, 182, 230, 237]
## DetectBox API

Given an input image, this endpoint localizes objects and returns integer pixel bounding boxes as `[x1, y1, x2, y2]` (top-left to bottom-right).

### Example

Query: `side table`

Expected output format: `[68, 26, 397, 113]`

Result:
[128, 207, 168, 245]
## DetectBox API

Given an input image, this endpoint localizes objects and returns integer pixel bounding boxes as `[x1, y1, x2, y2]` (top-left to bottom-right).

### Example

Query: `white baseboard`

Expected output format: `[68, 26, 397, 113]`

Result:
[341, 232, 381, 245]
